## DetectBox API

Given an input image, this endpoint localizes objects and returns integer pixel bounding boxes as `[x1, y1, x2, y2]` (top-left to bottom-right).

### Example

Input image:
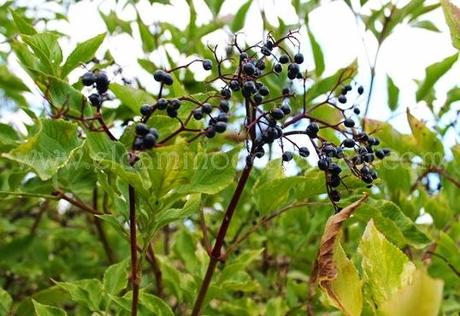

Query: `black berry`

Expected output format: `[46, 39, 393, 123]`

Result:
[282, 151, 293, 162]
[271, 108, 284, 120]
[202, 59, 212, 70]
[88, 93, 102, 107]
[202, 103, 213, 114]
[135, 123, 149, 136]
[279, 55, 289, 64]
[157, 98, 168, 110]
[215, 121, 227, 133]
[294, 53, 304, 64]
[344, 118, 355, 128]
[280, 104, 291, 115]
[299, 147, 310, 157]
[306, 123, 319, 138]
[193, 109, 203, 120]
[243, 62, 256, 75]
[338, 95, 347, 104]
[273, 63, 282, 73]
[81, 72, 96, 86]
[358, 86, 364, 95]
[140, 105, 153, 116]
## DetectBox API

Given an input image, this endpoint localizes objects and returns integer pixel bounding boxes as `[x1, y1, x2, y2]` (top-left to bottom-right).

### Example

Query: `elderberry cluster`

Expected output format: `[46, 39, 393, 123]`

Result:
[81, 71, 110, 109]
[79, 31, 392, 208]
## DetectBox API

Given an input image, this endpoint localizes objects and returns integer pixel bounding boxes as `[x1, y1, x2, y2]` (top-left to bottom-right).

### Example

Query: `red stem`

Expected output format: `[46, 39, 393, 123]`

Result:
[129, 185, 140, 316]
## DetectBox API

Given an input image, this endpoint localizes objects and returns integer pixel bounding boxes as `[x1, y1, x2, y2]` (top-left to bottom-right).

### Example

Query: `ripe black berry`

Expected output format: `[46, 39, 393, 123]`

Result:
[271, 108, 284, 120]
[261, 46, 271, 56]
[299, 147, 310, 157]
[205, 127, 216, 138]
[256, 59, 265, 70]
[166, 107, 177, 118]
[294, 53, 304, 64]
[288, 63, 300, 75]
[255, 146, 265, 158]
[229, 80, 240, 91]
[287, 71, 297, 80]
[243, 81, 256, 96]
[280, 104, 291, 115]
[323, 145, 337, 157]
[243, 62, 256, 75]
[221, 88, 231, 99]
[306, 123, 319, 138]
[279, 55, 289, 64]
[154, 70, 173, 85]
[219, 100, 229, 113]
[217, 113, 228, 122]
[282, 88, 290, 95]
[296, 72, 303, 79]
[170, 99, 181, 110]
[382, 148, 391, 156]
[149, 128, 159, 139]
[143, 133, 156, 149]
[343, 138, 355, 148]
[202, 103, 213, 114]
[133, 137, 143, 150]
[157, 98, 168, 110]
[329, 175, 341, 187]
[338, 95, 347, 104]
[202, 59, 212, 70]
[353, 107, 361, 115]
[215, 121, 227, 133]
[358, 86, 364, 95]
[273, 63, 282, 73]
[344, 118, 355, 128]
[254, 93, 263, 104]
[330, 190, 341, 202]
[88, 93, 102, 107]
[368, 137, 379, 146]
[329, 163, 342, 175]
[362, 153, 374, 163]
[318, 158, 329, 170]
[259, 86, 270, 96]
[95, 72, 109, 93]
[140, 105, 153, 116]
[193, 109, 203, 120]
[81, 72, 96, 86]
[282, 151, 293, 162]
[135, 123, 149, 136]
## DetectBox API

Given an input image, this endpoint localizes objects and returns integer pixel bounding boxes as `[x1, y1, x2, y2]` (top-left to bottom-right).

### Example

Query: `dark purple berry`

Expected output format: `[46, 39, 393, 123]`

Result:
[294, 53, 304, 64]
[81, 72, 96, 86]
[282, 151, 293, 162]
[202, 59, 212, 70]
[299, 147, 310, 157]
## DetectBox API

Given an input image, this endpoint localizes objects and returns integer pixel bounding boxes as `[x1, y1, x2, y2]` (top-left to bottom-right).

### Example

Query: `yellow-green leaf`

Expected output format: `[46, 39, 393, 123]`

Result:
[358, 220, 416, 306]
[441, 0, 460, 50]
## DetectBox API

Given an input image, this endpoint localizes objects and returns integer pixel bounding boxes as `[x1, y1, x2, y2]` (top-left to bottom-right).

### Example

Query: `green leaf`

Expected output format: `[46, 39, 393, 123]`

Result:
[103, 259, 129, 296]
[204, 0, 225, 16]
[379, 269, 443, 316]
[387, 75, 399, 111]
[307, 28, 325, 77]
[412, 20, 440, 32]
[0, 288, 12, 315]
[11, 10, 36, 35]
[177, 147, 240, 195]
[441, 0, 460, 50]
[407, 109, 444, 164]
[358, 220, 416, 307]
[32, 300, 67, 316]
[110, 83, 155, 113]
[231, 0, 252, 32]
[22, 32, 63, 75]
[56, 279, 102, 311]
[61, 33, 105, 76]
[440, 86, 460, 116]
[354, 200, 431, 248]
[3, 119, 81, 181]
[99, 10, 132, 35]
[152, 194, 201, 233]
[416, 53, 458, 102]
[139, 292, 174, 316]
[320, 243, 363, 316]
[364, 119, 416, 155]
[137, 13, 155, 52]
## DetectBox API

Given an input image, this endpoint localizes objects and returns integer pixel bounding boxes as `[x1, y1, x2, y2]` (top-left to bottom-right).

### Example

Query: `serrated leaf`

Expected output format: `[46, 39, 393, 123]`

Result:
[56, 279, 102, 311]
[61, 33, 105, 76]
[307, 28, 325, 77]
[103, 259, 129, 295]
[416, 53, 458, 102]
[354, 200, 431, 248]
[407, 109, 444, 164]
[22, 32, 63, 75]
[152, 194, 201, 233]
[177, 147, 240, 195]
[3, 119, 81, 180]
[110, 83, 155, 113]
[11, 10, 36, 35]
[358, 220, 416, 306]
[441, 0, 460, 50]
[379, 269, 443, 316]
[32, 300, 67, 316]
[231, 0, 252, 32]
[387, 75, 399, 111]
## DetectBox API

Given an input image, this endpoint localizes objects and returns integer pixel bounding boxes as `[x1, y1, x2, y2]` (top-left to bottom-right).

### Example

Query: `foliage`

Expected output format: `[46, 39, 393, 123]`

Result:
[0, 1, 459, 316]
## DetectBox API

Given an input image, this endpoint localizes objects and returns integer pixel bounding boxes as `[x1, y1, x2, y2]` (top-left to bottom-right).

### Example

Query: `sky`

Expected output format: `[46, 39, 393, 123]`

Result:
[4, 0, 460, 147]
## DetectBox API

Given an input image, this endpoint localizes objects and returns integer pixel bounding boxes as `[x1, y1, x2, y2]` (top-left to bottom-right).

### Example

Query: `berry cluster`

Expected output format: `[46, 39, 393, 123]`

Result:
[81, 71, 110, 109]
[80, 31, 391, 209]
